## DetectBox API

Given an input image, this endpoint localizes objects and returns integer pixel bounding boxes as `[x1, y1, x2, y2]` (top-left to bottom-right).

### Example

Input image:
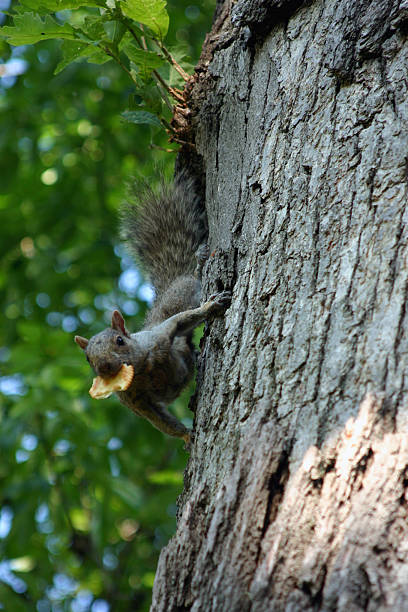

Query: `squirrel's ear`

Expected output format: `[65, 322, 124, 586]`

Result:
[75, 335, 89, 350]
[111, 310, 130, 337]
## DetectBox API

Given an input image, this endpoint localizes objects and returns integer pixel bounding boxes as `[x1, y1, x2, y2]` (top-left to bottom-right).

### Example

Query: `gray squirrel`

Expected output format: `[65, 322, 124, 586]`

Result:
[74, 173, 231, 447]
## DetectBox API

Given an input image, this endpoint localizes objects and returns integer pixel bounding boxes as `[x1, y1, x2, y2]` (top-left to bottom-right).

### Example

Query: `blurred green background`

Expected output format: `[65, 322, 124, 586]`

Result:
[0, 1, 214, 610]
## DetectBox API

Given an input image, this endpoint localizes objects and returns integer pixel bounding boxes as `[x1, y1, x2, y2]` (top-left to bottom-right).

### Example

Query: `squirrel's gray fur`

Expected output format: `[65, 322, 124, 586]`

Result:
[75, 173, 230, 447]
[120, 173, 207, 327]
[121, 173, 206, 295]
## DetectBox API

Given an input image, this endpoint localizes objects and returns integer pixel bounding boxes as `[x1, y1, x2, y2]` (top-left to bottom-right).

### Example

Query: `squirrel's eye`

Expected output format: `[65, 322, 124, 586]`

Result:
[116, 336, 125, 346]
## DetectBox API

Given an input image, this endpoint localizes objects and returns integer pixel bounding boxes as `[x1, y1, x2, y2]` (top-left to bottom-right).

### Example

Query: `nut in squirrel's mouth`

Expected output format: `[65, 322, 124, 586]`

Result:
[89, 364, 134, 399]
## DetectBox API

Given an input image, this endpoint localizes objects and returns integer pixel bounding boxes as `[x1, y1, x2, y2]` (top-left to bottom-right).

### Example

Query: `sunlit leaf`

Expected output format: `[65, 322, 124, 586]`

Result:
[121, 0, 169, 38]
[20, 0, 103, 8]
[0, 13, 76, 45]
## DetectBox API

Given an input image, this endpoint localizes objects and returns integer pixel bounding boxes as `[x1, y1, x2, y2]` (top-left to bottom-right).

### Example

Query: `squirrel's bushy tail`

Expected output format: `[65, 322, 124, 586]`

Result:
[120, 173, 206, 297]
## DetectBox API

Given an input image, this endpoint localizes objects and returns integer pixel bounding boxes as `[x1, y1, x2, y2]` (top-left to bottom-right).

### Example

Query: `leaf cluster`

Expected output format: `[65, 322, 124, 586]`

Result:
[0, 0, 214, 609]
[1, 0, 190, 133]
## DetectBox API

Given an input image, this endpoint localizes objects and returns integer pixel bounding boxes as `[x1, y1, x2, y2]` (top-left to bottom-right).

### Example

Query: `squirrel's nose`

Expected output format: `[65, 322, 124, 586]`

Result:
[97, 360, 120, 377]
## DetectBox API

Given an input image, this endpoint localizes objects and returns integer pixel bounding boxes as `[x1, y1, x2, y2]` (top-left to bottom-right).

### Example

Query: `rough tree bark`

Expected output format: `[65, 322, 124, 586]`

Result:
[153, 0, 408, 610]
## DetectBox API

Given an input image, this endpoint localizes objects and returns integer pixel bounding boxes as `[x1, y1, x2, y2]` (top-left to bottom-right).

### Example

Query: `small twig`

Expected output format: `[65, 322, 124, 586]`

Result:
[153, 37, 190, 82]
[139, 24, 148, 50]
[149, 143, 178, 153]
[153, 69, 175, 99]
[156, 81, 173, 111]
[102, 45, 136, 84]
[169, 136, 195, 148]
[127, 25, 144, 50]
[156, 77, 184, 103]
[127, 25, 187, 103]
[168, 87, 185, 103]
[160, 117, 173, 132]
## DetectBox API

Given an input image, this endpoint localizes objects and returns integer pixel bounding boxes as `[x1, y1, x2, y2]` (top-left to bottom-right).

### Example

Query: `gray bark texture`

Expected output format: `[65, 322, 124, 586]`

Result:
[153, 0, 408, 610]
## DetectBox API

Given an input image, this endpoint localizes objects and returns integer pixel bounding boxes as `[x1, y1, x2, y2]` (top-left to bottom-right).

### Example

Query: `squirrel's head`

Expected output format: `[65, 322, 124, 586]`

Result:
[75, 310, 136, 378]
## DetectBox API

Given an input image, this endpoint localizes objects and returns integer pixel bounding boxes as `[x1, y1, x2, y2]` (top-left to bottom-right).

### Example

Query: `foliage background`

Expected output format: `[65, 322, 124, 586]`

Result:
[0, 1, 214, 610]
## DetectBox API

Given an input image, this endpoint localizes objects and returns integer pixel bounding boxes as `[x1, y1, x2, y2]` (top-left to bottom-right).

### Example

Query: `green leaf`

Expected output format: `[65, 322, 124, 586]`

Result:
[54, 39, 110, 74]
[0, 13, 75, 45]
[20, 0, 104, 8]
[129, 81, 163, 113]
[121, 110, 162, 127]
[80, 16, 106, 42]
[54, 39, 89, 73]
[122, 43, 165, 81]
[103, 20, 127, 45]
[121, 0, 169, 38]
[83, 45, 112, 65]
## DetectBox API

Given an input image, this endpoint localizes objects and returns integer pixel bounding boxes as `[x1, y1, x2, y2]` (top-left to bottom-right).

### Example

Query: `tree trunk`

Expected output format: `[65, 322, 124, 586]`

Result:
[153, 0, 408, 609]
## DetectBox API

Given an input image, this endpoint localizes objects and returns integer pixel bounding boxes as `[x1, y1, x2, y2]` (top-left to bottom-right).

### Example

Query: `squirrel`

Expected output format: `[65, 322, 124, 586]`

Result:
[74, 173, 231, 447]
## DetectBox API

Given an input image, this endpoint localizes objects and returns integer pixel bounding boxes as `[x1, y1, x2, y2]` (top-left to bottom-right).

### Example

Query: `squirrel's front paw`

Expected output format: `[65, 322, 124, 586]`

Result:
[208, 290, 231, 312]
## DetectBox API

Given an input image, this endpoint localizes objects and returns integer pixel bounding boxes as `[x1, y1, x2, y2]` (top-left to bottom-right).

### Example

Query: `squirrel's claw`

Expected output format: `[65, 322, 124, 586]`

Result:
[208, 290, 231, 311]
